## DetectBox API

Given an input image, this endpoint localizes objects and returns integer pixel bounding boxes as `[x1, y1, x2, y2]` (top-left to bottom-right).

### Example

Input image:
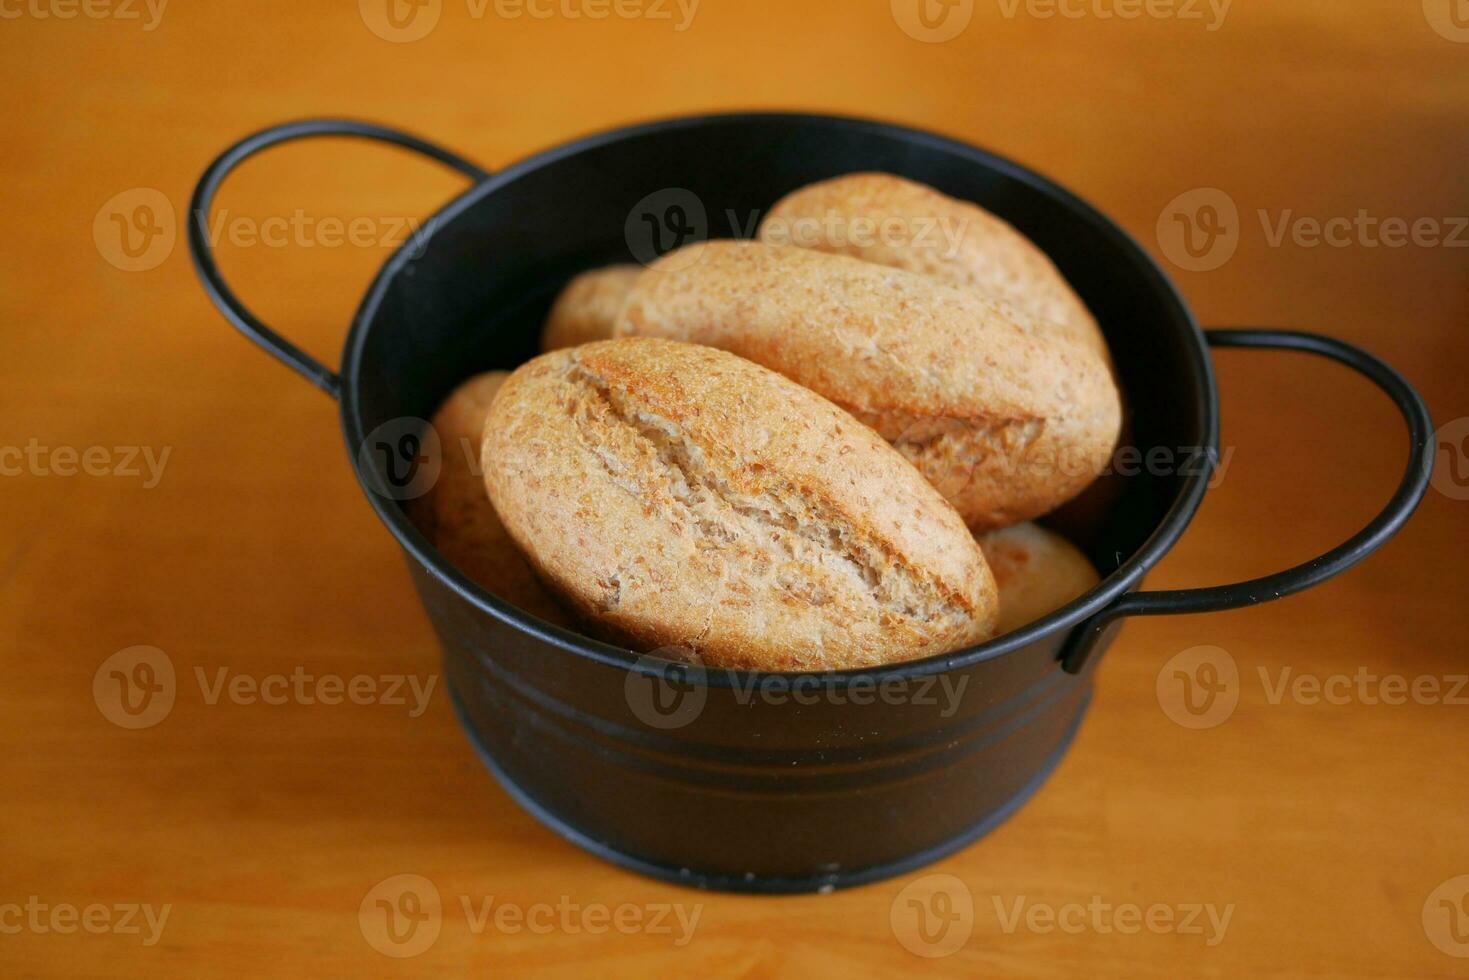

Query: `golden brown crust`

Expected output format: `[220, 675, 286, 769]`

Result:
[540, 265, 642, 352]
[615, 241, 1121, 530]
[482, 337, 998, 670]
[408, 372, 572, 626]
[978, 523, 1100, 635]
[759, 172, 1109, 359]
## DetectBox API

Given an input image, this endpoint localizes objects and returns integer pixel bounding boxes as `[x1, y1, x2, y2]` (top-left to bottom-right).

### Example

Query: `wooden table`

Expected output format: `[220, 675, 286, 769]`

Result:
[3, 2, 1466, 976]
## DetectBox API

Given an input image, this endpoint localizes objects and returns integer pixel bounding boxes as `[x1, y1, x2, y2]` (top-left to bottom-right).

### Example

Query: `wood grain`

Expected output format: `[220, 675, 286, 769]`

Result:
[1, 2, 1467, 976]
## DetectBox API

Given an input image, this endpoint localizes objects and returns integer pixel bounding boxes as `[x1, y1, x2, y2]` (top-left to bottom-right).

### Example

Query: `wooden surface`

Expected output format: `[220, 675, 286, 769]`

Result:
[2, 2, 1467, 976]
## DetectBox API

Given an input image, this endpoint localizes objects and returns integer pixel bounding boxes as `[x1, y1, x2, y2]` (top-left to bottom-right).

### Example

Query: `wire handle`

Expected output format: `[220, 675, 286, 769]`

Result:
[1060, 328, 1434, 674]
[188, 119, 490, 399]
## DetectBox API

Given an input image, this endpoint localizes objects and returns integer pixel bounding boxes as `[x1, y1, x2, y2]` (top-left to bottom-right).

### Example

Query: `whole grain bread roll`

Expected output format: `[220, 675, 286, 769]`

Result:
[759, 172, 1108, 359]
[541, 265, 642, 352]
[483, 337, 999, 670]
[615, 241, 1121, 530]
[978, 522, 1100, 635]
[408, 372, 572, 626]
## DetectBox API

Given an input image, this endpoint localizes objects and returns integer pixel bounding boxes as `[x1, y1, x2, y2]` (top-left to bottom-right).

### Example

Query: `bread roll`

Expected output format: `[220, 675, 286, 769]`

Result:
[541, 265, 642, 351]
[615, 241, 1121, 531]
[408, 372, 571, 626]
[759, 172, 1108, 358]
[483, 337, 999, 670]
[978, 523, 1100, 634]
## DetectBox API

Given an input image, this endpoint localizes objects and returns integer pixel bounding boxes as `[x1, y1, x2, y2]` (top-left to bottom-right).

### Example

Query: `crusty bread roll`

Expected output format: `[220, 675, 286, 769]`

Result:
[615, 241, 1121, 531]
[483, 337, 999, 670]
[759, 172, 1108, 359]
[977, 522, 1100, 635]
[541, 265, 642, 352]
[408, 372, 572, 626]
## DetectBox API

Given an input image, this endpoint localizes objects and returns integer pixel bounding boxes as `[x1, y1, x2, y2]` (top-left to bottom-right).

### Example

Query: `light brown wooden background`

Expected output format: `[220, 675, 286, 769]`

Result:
[2, 1, 1467, 976]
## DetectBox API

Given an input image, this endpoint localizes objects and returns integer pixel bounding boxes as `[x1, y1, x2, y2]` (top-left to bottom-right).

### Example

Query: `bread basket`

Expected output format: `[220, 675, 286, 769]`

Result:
[189, 113, 1432, 893]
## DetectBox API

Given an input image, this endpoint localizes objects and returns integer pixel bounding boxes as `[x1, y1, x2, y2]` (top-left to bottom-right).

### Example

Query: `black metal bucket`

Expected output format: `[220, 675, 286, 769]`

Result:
[189, 113, 1433, 894]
